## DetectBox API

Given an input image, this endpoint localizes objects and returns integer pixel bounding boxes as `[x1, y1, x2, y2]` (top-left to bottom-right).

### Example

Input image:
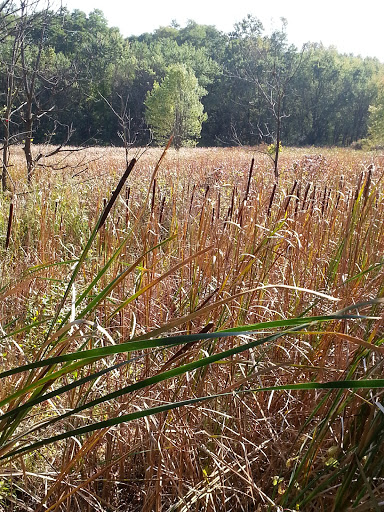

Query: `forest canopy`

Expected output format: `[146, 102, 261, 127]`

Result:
[1, 4, 384, 150]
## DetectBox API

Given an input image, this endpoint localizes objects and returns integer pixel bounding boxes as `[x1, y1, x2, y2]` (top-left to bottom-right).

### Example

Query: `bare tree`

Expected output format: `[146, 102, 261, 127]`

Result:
[1, 0, 80, 188]
[100, 91, 152, 168]
[228, 16, 306, 182]
[19, 0, 52, 182]
[1, 0, 23, 190]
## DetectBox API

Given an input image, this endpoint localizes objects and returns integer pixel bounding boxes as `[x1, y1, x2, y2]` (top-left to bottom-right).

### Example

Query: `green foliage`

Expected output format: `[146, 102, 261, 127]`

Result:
[145, 64, 207, 148]
[267, 141, 283, 155]
[1, 8, 384, 152]
[368, 80, 384, 147]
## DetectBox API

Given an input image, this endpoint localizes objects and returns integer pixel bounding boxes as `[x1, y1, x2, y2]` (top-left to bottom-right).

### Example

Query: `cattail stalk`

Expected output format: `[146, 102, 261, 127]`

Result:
[267, 183, 277, 217]
[5, 202, 14, 250]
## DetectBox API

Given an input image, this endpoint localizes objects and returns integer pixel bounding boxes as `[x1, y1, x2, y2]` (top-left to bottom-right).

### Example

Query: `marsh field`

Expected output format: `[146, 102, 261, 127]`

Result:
[0, 146, 384, 511]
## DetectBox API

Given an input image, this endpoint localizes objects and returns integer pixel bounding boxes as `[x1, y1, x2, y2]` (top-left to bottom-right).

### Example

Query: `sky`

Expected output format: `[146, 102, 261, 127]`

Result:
[62, 0, 384, 62]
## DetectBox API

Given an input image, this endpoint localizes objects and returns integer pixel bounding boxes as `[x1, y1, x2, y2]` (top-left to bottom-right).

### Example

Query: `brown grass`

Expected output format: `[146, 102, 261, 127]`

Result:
[0, 145, 383, 511]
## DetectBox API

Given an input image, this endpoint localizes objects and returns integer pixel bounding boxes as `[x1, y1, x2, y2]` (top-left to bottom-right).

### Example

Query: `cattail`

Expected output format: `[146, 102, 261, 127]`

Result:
[237, 159, 255, 224]
[321, 187, 327, 216]
[335, 191, 341, 210]
[354, 171, 364, 202]
[244, 158, 254, 203]
[230, 186, 236, 220]
[125, 186, 130, 227]
[150, 179, 156, 214]
[295, 183, 301, 217]
[326, 187, 331, 212]
[302, 182, 311, 210]
[100, 197, 108, 256]
[97, 158, 136, 232]
[159, 196, 166, 225]
[310, 184, 317, 213]
[345, 189, 351, 210]
[267, 183, 277, 217]
[226, 186, 236, 224]
[363, 163, 373, 206]
[5, 202, 14, 250]
[189, 184, 196, 216]
[54, 198, 59, 220]
[335, 178, 343, 210]
[284, 180, 297, 213]
[103, 197, 107, 229]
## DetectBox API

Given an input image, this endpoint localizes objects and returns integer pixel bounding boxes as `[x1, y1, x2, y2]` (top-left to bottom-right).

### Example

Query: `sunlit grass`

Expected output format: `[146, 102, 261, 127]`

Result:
[0, 145, 383, 511]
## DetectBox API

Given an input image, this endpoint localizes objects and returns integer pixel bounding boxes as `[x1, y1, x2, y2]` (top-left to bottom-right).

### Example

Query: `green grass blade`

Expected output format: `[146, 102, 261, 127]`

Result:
[3, 379, 384, 461]
[0, 314, 366, 380]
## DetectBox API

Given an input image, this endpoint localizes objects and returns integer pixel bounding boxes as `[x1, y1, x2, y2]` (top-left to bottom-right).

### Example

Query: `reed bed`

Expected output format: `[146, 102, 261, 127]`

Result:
[0, 146, 383, 511]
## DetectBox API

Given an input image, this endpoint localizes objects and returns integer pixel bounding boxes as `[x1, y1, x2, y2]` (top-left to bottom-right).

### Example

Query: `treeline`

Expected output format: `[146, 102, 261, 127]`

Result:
[1, 4, 384, 151]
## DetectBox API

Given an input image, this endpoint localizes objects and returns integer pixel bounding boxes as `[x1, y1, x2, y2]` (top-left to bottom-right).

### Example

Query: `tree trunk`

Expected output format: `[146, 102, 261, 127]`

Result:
[2, 120, 10, 191]
[274, 97, 281, 182]
[23, 115, 34, 183]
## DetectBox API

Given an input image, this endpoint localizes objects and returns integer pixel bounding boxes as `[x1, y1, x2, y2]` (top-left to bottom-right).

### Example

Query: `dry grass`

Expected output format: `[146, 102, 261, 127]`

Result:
[0, 145, 383, 511]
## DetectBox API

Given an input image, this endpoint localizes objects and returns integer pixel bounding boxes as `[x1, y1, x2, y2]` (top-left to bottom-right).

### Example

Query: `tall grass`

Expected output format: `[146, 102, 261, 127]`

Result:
[0, 146, 383, 511]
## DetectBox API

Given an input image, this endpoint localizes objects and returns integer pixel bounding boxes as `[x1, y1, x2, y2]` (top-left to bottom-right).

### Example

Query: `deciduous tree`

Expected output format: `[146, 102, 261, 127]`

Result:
[145, 64, 207, 149]
[368, 80, 384, 147]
